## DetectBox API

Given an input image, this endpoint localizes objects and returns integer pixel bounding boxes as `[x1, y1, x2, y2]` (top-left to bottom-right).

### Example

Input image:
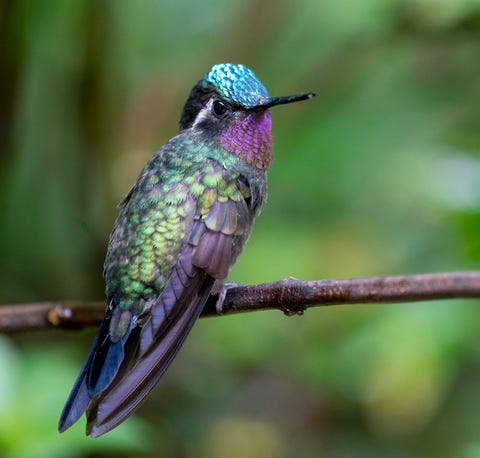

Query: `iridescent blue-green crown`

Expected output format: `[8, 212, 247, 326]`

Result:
[203, 63, 270, 109]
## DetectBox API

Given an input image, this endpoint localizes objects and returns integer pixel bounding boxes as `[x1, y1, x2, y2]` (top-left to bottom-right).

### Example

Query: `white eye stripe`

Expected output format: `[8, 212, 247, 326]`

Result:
[191, 99, 214, 129]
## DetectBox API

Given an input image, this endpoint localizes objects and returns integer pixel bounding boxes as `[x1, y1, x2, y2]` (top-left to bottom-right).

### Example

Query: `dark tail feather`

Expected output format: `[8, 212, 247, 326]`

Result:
[58, 370, 90, 433]
[88, 337, 125, 396]
[86, 278, 214, 437]
[58, 316, 110, 432]
[59, 308, 127, 433]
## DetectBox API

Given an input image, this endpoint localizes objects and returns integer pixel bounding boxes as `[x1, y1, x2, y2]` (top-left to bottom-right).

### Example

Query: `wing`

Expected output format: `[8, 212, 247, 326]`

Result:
[59, 152, 260, 437]
[86, 173, 253, 437]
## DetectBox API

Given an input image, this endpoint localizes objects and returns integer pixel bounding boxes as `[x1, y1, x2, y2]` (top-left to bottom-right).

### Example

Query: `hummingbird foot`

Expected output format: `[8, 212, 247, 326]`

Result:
[213, 281, 242, 315]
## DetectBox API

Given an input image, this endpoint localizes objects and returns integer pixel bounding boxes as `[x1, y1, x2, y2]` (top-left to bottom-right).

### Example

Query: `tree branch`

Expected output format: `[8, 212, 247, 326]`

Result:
[1, 271, 479, 333]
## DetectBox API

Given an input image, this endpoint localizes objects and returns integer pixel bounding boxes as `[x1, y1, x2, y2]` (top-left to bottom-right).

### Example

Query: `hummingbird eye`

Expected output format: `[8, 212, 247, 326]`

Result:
[212, 100, 228, 117]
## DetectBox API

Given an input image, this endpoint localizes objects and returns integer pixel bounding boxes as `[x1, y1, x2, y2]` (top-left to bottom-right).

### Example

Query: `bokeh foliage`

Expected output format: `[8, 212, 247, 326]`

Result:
[1, 0, 480, 456]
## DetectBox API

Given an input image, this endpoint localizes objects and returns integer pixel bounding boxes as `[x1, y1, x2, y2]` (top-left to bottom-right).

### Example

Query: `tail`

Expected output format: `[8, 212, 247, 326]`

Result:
[58, 307, 129, 433]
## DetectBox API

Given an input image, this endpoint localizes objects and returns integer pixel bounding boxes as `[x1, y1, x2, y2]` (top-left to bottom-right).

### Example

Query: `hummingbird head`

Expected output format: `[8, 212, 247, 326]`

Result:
[179, 63, 314, 169]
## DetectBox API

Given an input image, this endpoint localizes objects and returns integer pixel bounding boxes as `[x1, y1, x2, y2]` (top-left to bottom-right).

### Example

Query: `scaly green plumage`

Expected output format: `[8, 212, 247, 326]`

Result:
[104, 135, 257, 326]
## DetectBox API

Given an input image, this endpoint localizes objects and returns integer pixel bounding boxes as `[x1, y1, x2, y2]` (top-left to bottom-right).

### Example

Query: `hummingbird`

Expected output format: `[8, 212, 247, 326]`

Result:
[58, 63, 314, 437]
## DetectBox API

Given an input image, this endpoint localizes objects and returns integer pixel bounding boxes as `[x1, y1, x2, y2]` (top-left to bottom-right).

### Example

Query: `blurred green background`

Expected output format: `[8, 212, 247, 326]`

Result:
[1, 0, 480, 457]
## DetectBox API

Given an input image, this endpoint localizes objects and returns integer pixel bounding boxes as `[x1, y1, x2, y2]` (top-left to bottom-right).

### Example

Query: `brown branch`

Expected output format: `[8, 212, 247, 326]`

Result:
[1, 271, 479, 333]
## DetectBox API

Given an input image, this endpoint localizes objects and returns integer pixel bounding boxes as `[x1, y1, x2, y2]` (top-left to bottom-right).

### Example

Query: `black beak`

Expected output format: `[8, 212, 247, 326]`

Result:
[252, 92, 315, 111]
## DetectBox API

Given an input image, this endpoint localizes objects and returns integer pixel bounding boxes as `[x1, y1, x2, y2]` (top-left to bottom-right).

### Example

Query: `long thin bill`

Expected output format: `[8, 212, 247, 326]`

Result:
[254, 92, 315, 110]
